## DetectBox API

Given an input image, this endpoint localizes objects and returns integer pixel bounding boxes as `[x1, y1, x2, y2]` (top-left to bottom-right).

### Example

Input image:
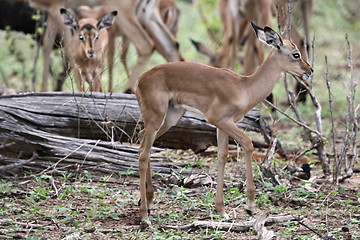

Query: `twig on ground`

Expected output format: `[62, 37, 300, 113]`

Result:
[254, 211, 276, 240]
[160, 214, 296, 233]
[297, 220, 323, 238]
[50, 176, 59, 197]
[0, 219, 123, 235]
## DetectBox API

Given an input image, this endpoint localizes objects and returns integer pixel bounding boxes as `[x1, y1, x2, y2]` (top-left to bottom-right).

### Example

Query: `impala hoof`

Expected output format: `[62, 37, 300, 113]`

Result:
[139, 219, 151, 231]
[222, 213, 229, 220]
[246, 209, 253, 216]
[124, 88, 133, 94]
[245, 201, 256, 216]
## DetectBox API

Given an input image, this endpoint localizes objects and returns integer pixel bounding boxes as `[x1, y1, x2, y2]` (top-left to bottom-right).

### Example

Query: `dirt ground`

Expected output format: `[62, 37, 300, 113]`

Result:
[1, 148, 359, 239]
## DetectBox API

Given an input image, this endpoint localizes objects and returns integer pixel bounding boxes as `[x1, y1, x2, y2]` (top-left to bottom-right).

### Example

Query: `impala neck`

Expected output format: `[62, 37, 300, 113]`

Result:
[245, 49, 283, 108]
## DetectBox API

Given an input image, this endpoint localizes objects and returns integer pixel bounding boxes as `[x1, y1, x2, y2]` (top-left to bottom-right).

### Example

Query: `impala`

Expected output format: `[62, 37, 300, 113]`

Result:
[29, 0, 182, 93]
[192, 0, 313, 103]
[109, 0, 183, 93]
[192, 0, 273, 71]
[135, 22, 313, 227]
[60, 8, 117, 92]
[28, 0, 102, 92]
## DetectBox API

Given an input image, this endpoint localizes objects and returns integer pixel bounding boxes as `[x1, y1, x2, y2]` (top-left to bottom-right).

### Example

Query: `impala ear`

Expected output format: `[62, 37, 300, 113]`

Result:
[97, 11, 117, 31]
[251, 22, 283, 50]
[60, 8, 79, 32]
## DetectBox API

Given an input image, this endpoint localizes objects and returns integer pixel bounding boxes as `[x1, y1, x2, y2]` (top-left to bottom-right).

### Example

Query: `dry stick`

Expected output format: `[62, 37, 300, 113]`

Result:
[264, 137, 277, 169]
[50, 176, 59, 197]
[337, 34, 351, 183]
[76, 94, 132, 144]
[160, 214, 296, 233]
[325, 55, 338, 183]
[80, 139, 101, 169]
[258, 137, 279, 186]
[297, 221, 323, 238]
[253, 211, 276, 240]
[264, 98, 324, 165]
[34, 140, 90, 177]
[309, 35, 330, 176]
[264, 99, 322, 137]
[345, 34, 358, 177]
[337, 34, 359, 182]
[293, 144, 318, 163]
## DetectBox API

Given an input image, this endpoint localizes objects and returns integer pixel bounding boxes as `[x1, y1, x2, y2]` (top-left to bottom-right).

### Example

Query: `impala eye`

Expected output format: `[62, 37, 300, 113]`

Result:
[292, 53, 300, 59]
[79, 35, 84, 41]
[95, 34, 99, 40]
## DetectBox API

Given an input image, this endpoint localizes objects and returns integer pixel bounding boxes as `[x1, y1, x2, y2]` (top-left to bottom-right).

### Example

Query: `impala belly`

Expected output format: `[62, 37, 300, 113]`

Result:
[178, 104, 204, 116]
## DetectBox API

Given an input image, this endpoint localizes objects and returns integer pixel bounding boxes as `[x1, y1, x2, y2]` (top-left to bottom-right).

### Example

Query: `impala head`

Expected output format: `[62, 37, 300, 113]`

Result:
[251, 22, 313, 83]
[60, 8, 117, 59]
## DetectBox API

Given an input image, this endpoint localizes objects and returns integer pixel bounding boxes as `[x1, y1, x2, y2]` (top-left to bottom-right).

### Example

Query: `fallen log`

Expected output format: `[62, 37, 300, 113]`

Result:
[0, 92, 284, 175]
[0, 92, 284, 151]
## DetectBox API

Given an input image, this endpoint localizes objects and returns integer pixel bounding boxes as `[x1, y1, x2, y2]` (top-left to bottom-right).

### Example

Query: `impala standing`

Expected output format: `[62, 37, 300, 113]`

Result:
[60, 8, 117, 92]
[135, 22, 313, 227]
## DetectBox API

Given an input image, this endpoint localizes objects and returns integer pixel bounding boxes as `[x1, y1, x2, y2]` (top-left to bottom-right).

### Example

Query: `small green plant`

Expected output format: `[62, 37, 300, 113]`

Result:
[274, 185, 288, 194]
[118, 167, 134, 177]
[257, 192, 272, 206]
[29, 187, 51, 200]
[0, 180, 14, 195]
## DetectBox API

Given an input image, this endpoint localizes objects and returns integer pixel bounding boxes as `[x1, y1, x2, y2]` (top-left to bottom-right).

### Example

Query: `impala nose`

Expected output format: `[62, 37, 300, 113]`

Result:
[310, 68, 314, 73]
[88, 50, 94, 58]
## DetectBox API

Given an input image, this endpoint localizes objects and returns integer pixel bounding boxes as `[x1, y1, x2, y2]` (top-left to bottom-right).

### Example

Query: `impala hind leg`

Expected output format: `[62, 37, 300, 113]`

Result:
[138, 100, 169, 224]
[138, 127, 157, 223]
[145, 103, 185, 211]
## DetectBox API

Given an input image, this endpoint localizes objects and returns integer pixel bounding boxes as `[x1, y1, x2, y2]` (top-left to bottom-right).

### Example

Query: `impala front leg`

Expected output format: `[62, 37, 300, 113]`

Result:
[215, 128, 229, 218]
[41, 14, 57, 92]
[237, 130, 256, 214]
[218, 120, 256, 215]
[74, 68, 84, 92]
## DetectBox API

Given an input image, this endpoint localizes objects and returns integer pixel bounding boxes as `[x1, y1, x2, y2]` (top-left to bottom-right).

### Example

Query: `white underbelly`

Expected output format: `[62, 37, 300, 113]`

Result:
[178, 104, 204, 117]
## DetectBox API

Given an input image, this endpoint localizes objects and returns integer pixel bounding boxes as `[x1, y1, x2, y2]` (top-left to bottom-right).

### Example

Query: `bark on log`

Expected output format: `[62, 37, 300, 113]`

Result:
[0, 92, 284, 175]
